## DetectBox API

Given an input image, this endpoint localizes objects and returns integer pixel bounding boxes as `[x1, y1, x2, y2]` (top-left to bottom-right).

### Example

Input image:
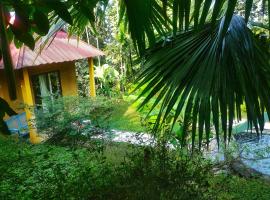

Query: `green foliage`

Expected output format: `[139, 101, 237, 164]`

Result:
[108, 146, 213, 200]
[0, 136, 112, 200]
[119, 0, 170, 55]
[75, 59, 91, 97]
[34, 96, 114, 146]
[208, 175, 270, 200]
[1, 0, 98, 48]
[136, 15, 270, 150]
[119, 0, 270, 55]
[1, 135, 270, 200]
[79, 0, 138, 94]
[2, 0, 270, 148]
[102, 1, 139, 89]
[34, 96, 145, 143]
[0, 136, 212, 200]
[95, 64, 121, 97]
[75, 60, 122, 98]
[106, 98, 145, 132]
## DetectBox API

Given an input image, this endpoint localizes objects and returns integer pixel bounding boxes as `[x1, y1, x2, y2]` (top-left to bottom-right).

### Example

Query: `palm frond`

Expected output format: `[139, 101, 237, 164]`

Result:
[136, 15, 270, 150]
[68, 0, 100, 35]
[119, 0, 171, 55]
[123, 0, 270, 55]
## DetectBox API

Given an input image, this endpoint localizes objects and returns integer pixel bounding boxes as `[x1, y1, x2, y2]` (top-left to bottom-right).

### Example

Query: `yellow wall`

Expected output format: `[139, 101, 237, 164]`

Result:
[0, 61, 78, 110]
[27, 61, 78, 100]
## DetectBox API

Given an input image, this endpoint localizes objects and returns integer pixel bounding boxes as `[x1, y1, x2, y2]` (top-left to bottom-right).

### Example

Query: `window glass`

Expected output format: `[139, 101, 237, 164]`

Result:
[31, 71, 62, 107]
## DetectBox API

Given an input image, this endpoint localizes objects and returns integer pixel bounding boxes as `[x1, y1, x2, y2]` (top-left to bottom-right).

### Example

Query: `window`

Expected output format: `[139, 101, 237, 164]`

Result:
[31, 71, 62, 107]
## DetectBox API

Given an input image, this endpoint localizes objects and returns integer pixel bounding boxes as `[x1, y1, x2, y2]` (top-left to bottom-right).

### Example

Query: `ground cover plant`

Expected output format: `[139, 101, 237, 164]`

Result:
[1, 135, 270, 200]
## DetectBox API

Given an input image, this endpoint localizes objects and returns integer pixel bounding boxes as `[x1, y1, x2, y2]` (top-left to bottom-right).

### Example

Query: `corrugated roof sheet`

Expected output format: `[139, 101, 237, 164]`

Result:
[0, 31, 104, 69]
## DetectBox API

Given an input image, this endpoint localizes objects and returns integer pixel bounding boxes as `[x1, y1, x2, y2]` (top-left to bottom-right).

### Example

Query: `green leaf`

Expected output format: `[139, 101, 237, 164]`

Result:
[33, 10, 50, 35]
[136, 15, 270, 150]
[11, 26, 35, 50]
[199, 0, 212, 26]
[245, 0, 253, 23]
[211, 0, 225, 26]
[268, 0, 270, 29]
[13, 38, 23, 49]
[221, 0, 237, 38]
[120, 0, 168, 55]
[6, 28, 13, 43]
[184, 0, 191, 30]
[45, 0, 73, 25]
[194, 0, 203, 28]
[80, 6, 95, 22]
[13, 5, 31, 33]
[173, 0, 180, 35]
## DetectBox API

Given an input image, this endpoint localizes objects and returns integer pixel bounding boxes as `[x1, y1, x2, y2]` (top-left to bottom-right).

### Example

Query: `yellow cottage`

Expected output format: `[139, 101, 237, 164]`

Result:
[0, 31, 104, 143]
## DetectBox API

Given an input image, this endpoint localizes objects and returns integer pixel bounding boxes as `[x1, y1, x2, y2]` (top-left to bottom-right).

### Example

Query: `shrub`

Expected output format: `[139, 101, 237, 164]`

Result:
[0, 135, 213, 200]
[1, 135, 270, 200]
[0, 136, 113, 200]
[34, 96, 114, 146]
[105, 146, 213, 200]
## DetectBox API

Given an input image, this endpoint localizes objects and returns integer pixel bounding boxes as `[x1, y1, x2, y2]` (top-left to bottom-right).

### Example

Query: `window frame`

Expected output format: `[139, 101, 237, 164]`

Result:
[31, 70, 62, 105]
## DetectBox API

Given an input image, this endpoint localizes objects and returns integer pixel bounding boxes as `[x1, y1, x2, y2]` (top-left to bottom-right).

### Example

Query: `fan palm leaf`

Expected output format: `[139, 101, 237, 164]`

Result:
[136, 15, 270, 150]
[119, 0, 171, 55]
[123, 0, 270, 54]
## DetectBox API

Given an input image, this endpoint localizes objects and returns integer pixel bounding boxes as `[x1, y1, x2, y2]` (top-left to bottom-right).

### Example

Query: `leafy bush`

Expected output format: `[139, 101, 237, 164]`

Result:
[0, 136, 212, 200]
[75, 60, 90, 97]
[0, 136, 113, 200]
[95, 64, 121, 97]
[34, 96, 114, 146]
[1, 135, 270, 200]
[75, 60, 121, 98]
[105, 146, 213, 200]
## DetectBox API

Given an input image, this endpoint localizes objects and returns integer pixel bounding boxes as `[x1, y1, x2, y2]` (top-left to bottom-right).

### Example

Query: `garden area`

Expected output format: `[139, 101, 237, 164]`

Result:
[1, 132, 270, 200]
[1, 0, 270, 199]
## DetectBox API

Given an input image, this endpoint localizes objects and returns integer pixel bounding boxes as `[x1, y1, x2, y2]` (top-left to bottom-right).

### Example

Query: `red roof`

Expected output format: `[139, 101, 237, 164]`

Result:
[0, 31, 104, 69]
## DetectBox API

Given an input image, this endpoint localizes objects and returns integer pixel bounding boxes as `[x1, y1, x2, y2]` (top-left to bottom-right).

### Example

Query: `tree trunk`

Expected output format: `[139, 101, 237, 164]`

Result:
[0, 4, 17, 100]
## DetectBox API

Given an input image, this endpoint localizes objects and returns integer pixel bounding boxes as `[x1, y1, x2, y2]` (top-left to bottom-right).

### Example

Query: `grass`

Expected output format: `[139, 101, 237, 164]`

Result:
[103, 142, 140, 164]
[209, 175, 270, 200]
[107, 98, 146, 132]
